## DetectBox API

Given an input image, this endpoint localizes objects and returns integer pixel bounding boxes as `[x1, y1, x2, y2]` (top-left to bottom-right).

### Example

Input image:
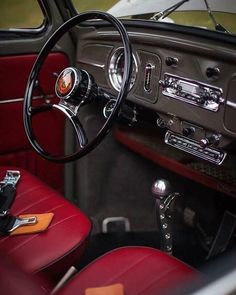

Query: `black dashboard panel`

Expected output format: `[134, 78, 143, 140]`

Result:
[76, 23, 236, 164]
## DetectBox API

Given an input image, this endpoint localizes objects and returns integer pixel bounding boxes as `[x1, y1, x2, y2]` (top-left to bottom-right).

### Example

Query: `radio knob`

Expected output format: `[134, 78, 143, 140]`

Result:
[200, 138, 210, 148]
[171, 82, 179, 89]
[200, 135, 220, 148]
[197, 90, 210, 104]
[159, 79, 170, 87]
[196, 97, 206, 105]
[209, 92, 220, 103]
[182, 127, 195, 137]
[206, 67, 220, 79]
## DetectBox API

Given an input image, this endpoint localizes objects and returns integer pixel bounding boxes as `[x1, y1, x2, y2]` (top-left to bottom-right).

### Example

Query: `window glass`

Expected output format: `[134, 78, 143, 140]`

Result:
[0, 0, 44, 29]
[72, 0, 118, 13]
[72, 0, 236, 37]
[170, 11, 236, 35]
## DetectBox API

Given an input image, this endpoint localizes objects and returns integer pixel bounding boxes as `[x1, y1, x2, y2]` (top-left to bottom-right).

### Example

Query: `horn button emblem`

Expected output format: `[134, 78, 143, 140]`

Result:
[55, 67, 95, 106]
[55, 68, 77, 99]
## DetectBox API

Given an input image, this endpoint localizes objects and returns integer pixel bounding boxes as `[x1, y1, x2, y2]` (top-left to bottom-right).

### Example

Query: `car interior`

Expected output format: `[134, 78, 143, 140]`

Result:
[0, 0, 236, 294]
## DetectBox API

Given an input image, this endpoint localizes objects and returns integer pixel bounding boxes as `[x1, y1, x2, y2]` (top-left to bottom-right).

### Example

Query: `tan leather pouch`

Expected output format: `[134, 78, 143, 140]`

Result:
[10, 213, 54, 235]
[85, 284, 124, 295]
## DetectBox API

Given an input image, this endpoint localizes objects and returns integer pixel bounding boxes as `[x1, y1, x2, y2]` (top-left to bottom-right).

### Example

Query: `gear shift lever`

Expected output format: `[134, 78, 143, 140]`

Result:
[152, 179, 172, 199]
[152, 179, 180, 254]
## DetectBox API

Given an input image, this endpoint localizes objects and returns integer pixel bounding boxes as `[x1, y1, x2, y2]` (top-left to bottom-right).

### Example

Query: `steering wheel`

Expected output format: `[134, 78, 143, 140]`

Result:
[24, 12, 132, 163]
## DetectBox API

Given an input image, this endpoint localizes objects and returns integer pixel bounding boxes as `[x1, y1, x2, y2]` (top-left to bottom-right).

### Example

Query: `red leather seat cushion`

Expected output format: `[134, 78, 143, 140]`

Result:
[58, 246, 199, 295]
[0, 167, 91, 284]
[0, 255, 46, 295]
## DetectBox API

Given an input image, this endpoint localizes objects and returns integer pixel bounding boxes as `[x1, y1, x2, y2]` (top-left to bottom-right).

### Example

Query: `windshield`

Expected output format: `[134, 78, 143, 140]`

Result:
[73, 0, 236, 36]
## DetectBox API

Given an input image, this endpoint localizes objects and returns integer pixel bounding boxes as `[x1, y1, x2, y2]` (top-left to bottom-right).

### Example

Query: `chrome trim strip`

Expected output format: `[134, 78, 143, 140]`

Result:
[0, 94, 54, 105]
[226, 100, 236, 110]
[77, 60, 105, 69]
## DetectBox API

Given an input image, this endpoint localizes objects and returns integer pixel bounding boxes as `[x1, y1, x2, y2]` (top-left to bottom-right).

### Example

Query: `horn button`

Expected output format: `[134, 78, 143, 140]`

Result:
[55, 67, 96, 105]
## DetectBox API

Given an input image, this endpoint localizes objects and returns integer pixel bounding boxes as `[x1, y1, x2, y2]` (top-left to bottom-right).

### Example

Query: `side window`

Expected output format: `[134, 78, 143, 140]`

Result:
[0, 0, 44, 29]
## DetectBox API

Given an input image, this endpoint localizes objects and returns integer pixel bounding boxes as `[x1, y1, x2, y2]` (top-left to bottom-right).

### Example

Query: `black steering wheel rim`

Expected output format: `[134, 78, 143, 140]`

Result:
[24, 11, 132, 163]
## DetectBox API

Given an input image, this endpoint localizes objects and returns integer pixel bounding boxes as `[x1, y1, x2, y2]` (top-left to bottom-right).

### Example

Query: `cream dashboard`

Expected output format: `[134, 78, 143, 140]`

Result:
[76, 22, 236, 165]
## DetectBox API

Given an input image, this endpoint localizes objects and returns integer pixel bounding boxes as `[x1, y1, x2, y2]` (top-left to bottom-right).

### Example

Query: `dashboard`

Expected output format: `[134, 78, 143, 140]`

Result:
[76, 22, 236, 166]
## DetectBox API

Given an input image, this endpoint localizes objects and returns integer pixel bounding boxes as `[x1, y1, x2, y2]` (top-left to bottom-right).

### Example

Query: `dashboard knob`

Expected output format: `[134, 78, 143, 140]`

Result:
[170, 82, 179, 90]
[103, 99, 116, 119]
[159, 79, 170, 87]
[200, 135, 220, 148]
[206, 67, 220, 79]
[196, 97, 206, 105]
[200, 138, 210, 148]
[182, 127, 195, 137]
[197, 90, 210, 105]
[209, 92, 220, 103]
[165, 57, 178, 67]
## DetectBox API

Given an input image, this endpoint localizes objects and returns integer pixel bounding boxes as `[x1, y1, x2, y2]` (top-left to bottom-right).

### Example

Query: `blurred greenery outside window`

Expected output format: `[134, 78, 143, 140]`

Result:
[72, 0, 119, 13]
[0, 0, 44, 29]
[162, 11, 236, 34]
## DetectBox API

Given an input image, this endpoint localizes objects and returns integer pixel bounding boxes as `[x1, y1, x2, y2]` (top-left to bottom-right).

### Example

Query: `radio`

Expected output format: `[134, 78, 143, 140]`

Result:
[159, 73, 224, 112]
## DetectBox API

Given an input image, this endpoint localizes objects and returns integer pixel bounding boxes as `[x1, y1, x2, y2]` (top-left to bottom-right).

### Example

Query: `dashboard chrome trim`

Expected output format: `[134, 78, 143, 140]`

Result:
[78, 60, 105, 69]
[0, 94, 54, 104]
[227, 101, 236, 110]
[144, 63, 155, 93]
[108, 47, 138, 92]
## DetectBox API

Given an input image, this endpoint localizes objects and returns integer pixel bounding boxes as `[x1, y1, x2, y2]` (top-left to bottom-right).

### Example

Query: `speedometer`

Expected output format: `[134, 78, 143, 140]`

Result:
[108, 47, 137, 92]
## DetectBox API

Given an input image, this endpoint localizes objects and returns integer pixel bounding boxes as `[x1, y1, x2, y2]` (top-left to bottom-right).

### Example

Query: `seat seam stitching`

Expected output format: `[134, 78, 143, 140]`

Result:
[103, 252, 156, 286]
[14, 193, 55, 215]
[15, 185, 44, 199]
[137, 266, 179, 295]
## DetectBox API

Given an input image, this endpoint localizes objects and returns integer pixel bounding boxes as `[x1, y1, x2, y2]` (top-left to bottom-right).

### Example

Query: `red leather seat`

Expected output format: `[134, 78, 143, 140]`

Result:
[0, 167, 91, 286]
[58, 247, 198, 295]
[0, 246, 199, 295]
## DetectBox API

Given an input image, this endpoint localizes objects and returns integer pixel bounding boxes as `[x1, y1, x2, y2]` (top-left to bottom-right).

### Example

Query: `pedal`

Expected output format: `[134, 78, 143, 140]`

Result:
[207, 211, 236, 259]
[102, 217, 130, 233]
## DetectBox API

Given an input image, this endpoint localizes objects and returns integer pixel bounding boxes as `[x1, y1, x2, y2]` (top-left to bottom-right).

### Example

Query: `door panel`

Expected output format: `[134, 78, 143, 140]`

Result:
[0, 53, 69, 193]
